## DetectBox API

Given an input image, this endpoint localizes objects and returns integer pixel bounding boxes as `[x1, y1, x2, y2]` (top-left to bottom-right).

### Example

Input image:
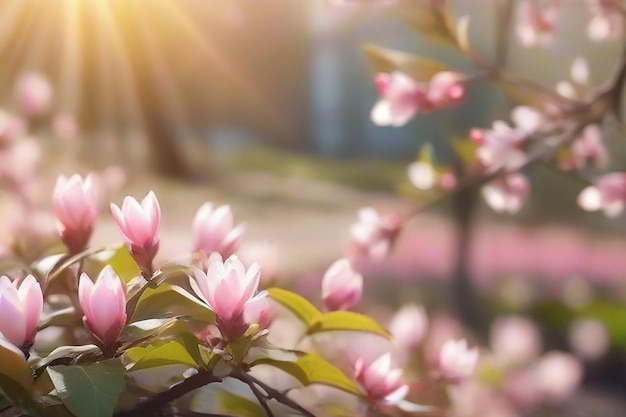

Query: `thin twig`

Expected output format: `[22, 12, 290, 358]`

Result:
[231, 370, 316, 417]
[113, 369, 221, 417]
[232, 372, 275, 417]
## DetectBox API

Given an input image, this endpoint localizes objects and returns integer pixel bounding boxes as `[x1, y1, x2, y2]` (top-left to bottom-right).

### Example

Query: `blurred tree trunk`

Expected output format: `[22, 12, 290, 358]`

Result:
[450, 185, 483, 332]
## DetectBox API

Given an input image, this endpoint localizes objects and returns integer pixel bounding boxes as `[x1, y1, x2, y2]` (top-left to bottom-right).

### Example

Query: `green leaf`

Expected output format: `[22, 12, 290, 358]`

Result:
[217, 390, 265, 417]
[267, 288, 321, 327]
[88, 244, 140, 283]
[0, 338, 33, 393]
[363, 44, 449, 82]
[256, 354, 364, 397]
[126, 340, 199, 371]
[403, 0, 459, 47]
[130, 283, 215, 323]
[47, 359, 125, 417]
[36, 345, 101, 371]
[307, 311, 390, 339]
[38, 307, 80, 331]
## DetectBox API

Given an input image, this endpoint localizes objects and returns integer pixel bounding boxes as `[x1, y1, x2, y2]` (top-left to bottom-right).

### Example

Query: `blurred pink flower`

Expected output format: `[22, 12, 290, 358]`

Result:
[190, 254, 265, 340]
[533, 351, 582, 403]
[371, 71, 464, 126]
[578, 172, 626, 217]
[490, 315, 541, 366]
[586, 0, 624, 41]
[111, 191, 160, 272]
[354, 353, 409, 404]
[568, 318, 609, 360]
[0, 110, 26, 142]
[52, 114, 78, 141]
[516, 0, 560, 48]
[472, 123, 527, 173]
[15, 72, 53, 117]
[561, 124, 607, 170]
[238, 242, 280, 287]
[321, 258, 363, 311]
[53, 174, 98, 254]
[482, 173, 530, 214]
[427, 71, 465, 108]
[407, 161, 437, 190]
[439, 339, 479, 382]
[0, 275, 42, 350]
[371, 71, 429, 127]
[350, 207, 400, 260]
[389, 303, 428, 352]
[192, 203, 245, 259]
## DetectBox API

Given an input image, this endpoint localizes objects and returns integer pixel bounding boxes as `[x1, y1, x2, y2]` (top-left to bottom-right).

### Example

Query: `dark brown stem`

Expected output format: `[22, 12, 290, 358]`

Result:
[232, 372, 275, 417]
[113, 369, 221, 417]
[231, 369, 315, 417]
[494, 0, 513, 68]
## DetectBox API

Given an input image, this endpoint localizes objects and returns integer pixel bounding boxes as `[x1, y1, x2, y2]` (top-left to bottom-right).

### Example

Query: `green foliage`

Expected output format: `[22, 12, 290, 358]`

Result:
[0, 339, 33, 394]
[255, 354, 364, 397]
[126, 340, 199, 371]
[363, 44, 450, 82]
[403, 0, 459, 48]
[88, 244, 140, 284]
[308, 311, 390, 339]
[216, 390, 266, 417]
[267, 287, 322, 327]
[130, 283, 215, 323]
[47, 360, 125, 417]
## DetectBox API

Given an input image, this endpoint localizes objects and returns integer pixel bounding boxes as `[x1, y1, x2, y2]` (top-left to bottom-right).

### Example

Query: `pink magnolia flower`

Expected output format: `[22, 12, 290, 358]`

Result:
[482, 173, 530, 214]
[439, 339, 479, 382]
[190, 254, 265, 340]
[78, 265, 127, 348]
[578, 172, 626, 217]
[516, 0, 560, 48]
[321, 258, 363, 311]
[53, 174, 98, 254]
[110, 191, 160, 272]
[354, 353, 409, 404]
[389, 303, 428, 351]
[490, 315, 541, 366]
[15, 72, 53, 117]
[192, 203, 245, 259]
[0, 275, 42, 349]
[586, 0, 624, 41]
[350, 207, 400, 259]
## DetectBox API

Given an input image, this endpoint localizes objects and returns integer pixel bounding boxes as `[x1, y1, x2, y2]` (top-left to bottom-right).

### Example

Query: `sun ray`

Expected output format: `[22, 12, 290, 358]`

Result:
[158, 0, 290, 134]
[57, 0, 82, 114]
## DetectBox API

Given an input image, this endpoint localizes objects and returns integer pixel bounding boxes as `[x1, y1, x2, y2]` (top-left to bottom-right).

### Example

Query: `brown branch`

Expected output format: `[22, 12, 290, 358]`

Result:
[113, 369, 221, 417]
[231, 369, 316, 417]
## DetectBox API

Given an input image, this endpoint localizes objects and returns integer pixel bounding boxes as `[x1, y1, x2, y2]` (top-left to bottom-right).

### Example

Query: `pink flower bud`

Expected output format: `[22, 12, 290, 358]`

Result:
[321, 258, 363, 311]
[78, 265, 127, 348]
[190, 254, 265, 341]
[0, 275, 42, 349]
[110, 191, 160, 272]
[568, 319, 609, 361]
[15, 72, 53, 117]
[53, 174, 98, 254]
[587, 0, 623, 41]
[192, 203, 245, 259]
[516, 1, 559, 48]
[439, 339, 479, 382]
[389, 303, 428, 351]
[354, 353, 409, 404]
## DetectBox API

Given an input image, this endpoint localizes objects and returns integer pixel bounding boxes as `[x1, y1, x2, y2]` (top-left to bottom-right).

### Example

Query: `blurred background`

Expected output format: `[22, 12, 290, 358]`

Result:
[0, 0, 626, 414]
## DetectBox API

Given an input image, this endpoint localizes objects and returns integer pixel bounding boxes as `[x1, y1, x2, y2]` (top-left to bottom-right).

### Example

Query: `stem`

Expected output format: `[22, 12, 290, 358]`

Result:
[113, 369, 221, 417]
[233, 373, 275, 417]
[494, 0, 513, 68]
[231, 370, 316, 417]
